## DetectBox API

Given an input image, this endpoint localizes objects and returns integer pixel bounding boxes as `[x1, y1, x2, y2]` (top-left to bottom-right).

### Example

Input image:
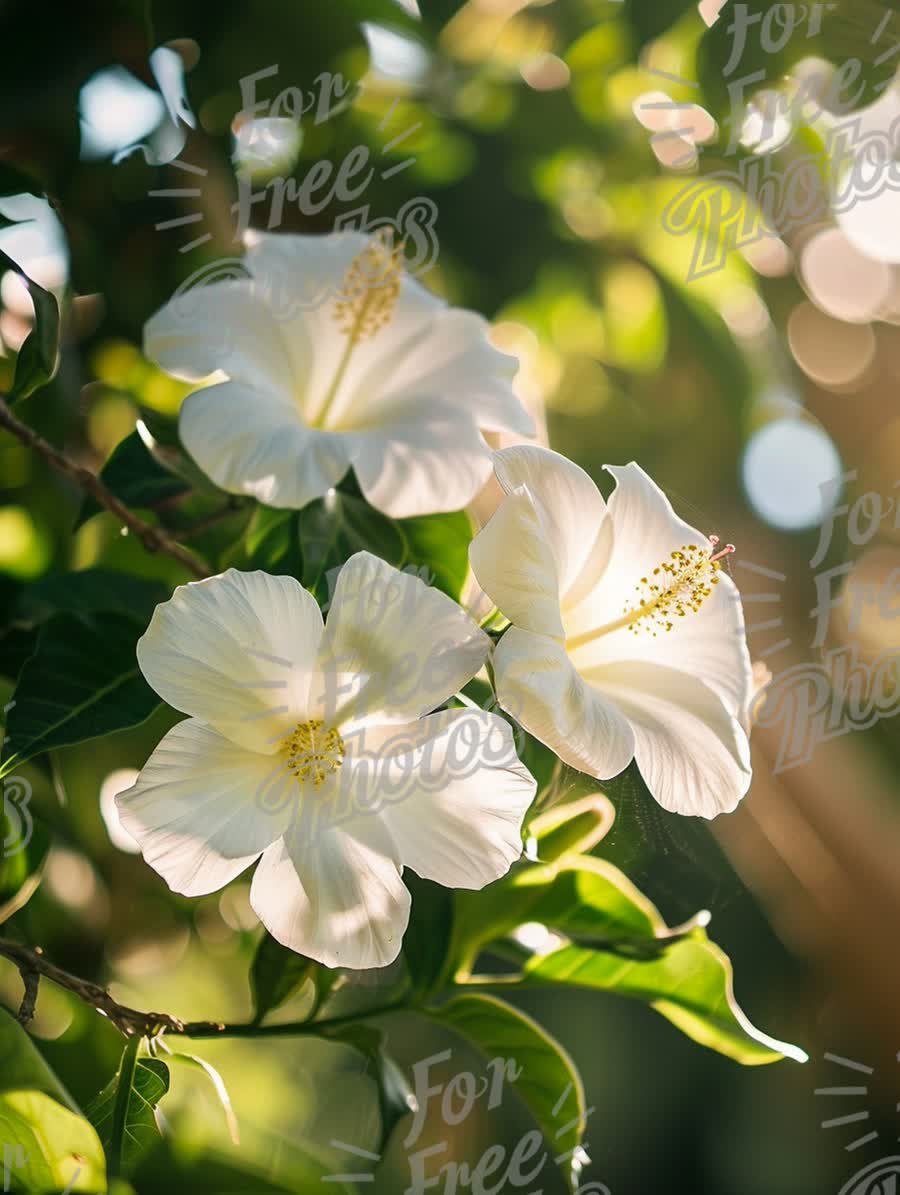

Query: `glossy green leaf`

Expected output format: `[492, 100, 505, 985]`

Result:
[164, 1051, 240, 1145]
[241, 507, 303, 577]
[0, 248, 60, 404]
[250, 932, 337, 1025]
[14, 569, 167, 627]
[528, 793, 616, 864]
[77, 429, 190, 528]
[0, 611, 160, 779]
[452, 854, 663, 978]
[452, 851, 805, 1065]
[86, 1043, 170, 1176]
[522, 930, 807, 1066]
[133, 1137, 344, 1194]
[0, 164, 44, 199]
[428, 994, 586, 1191]
[402, 872, 455, 1000]
[398, 510, 473, 600]
[698, 0, 899, 121]
[0, 627, 38, 683]
[299, 491, 407, 603]
[0, 811, 50, 925]
[324, 1023, 415, 1151]
[0, 1007, 107, 1194]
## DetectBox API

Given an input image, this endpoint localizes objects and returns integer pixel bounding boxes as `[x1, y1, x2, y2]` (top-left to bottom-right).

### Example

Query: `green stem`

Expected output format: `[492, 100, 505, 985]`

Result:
[109, 1034, 141, 1178]
[182, 1002, 404, 1039]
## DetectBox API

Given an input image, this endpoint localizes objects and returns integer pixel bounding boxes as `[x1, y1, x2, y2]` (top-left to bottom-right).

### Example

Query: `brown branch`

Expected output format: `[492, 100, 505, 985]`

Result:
[0, 396, 208, 580]
[0, 938, 402, 1040]
[0, 938, 222, 1037]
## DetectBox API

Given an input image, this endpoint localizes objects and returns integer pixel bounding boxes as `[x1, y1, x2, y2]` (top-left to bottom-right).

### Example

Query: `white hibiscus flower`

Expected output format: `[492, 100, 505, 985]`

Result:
[144, 231, 534, 517]
[117, 553, 536, 969]
[469, 446, 753, 819]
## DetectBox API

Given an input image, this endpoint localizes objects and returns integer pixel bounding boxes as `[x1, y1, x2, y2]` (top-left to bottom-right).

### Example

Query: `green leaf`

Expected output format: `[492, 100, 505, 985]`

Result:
[528, 793, 616, 864]
[0, 611, 160, 779]
[164, 1052, 239, 1145]
[0, 163, 45, 199]
[299, 491, 408, 603]
[0, 627, 38, 683]
[402, 872, 455, 1000]
[250, 932, 337, 1024]
[452, 854, 663, 978]
[86, 1041, 170, 1177]
[0, 248, 60, 404]
[0, 1007, 107, 1193]
[324, 1023, 415, 1151]
[418, 0, 466, 30]
[398, 510, 473, 600]
[0, 811, 50, 925]
[133, 1138, 328, 1194]
[453, 845, 804, 1066]
[522, 930, 807, 1066]
[697, 0, 899, 121]
[241, 507, 303, 577]
[298, 489, 473, 608]
[428, 994, 586, 1191]
[14, 569, 167, 626]
[76, 429, 190, 528]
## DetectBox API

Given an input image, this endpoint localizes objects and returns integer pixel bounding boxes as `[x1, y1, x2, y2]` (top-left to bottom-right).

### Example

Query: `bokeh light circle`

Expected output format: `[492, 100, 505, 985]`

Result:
[742, 418, 842, 530]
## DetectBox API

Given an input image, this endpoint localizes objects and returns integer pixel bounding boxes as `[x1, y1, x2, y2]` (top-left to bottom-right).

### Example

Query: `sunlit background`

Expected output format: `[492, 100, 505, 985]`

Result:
[2, 1, 900, 1191]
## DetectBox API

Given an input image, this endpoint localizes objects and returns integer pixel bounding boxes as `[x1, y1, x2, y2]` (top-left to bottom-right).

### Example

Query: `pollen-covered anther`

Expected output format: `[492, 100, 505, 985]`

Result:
[333, 233, 405, 342]
[280, 719, 345, 788]
[625, 536, 735, 637]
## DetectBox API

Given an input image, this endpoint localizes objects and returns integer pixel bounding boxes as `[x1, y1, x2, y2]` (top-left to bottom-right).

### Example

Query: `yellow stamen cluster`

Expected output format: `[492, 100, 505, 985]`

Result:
[333, 234, 404, 343]
[625, 544, 723, 637]
[280, 720, 345, 788]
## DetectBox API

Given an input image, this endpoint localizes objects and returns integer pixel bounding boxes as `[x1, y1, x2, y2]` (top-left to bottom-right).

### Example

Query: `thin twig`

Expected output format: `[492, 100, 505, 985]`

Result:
[0, 938, 400, 1039]
[0, 396, 208, 580]
[0, 939, 194, 1036]
[16, 967, 39, 1025]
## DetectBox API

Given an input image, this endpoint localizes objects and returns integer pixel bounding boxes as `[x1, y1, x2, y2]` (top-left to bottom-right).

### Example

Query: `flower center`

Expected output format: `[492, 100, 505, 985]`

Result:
[280, 719, 345, 788]
[566, 535, 735, 651]
[333, 233, 404, 343]
[314, 233, 405, 428]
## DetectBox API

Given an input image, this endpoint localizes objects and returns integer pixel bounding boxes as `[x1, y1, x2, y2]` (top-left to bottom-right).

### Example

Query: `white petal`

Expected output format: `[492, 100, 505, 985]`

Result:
[339, 309, 531, 438]
[144, 277, 295, 396]
[319, 552, 490, 723]
[245, 230, 446, 429]
[180, 381, 352, 509]
[566, 462, 753, 721]
[246, 231, 531, 450]
[342, 709, 535, 888]
[491, 446, 612, 607]
[493, 627, 635, 780]
[137, 569, 324, 751]
[250, 816, 409, 969]
[117, 720, 289, 896]
[349, 403, 493, 518]
[468, 485, 564, 638]
[593, 660, 752, 818]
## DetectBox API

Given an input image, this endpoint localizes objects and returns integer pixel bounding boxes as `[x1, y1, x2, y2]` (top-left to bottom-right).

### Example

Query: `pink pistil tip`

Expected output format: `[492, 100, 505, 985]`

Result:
[707, 534, 735, 563]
